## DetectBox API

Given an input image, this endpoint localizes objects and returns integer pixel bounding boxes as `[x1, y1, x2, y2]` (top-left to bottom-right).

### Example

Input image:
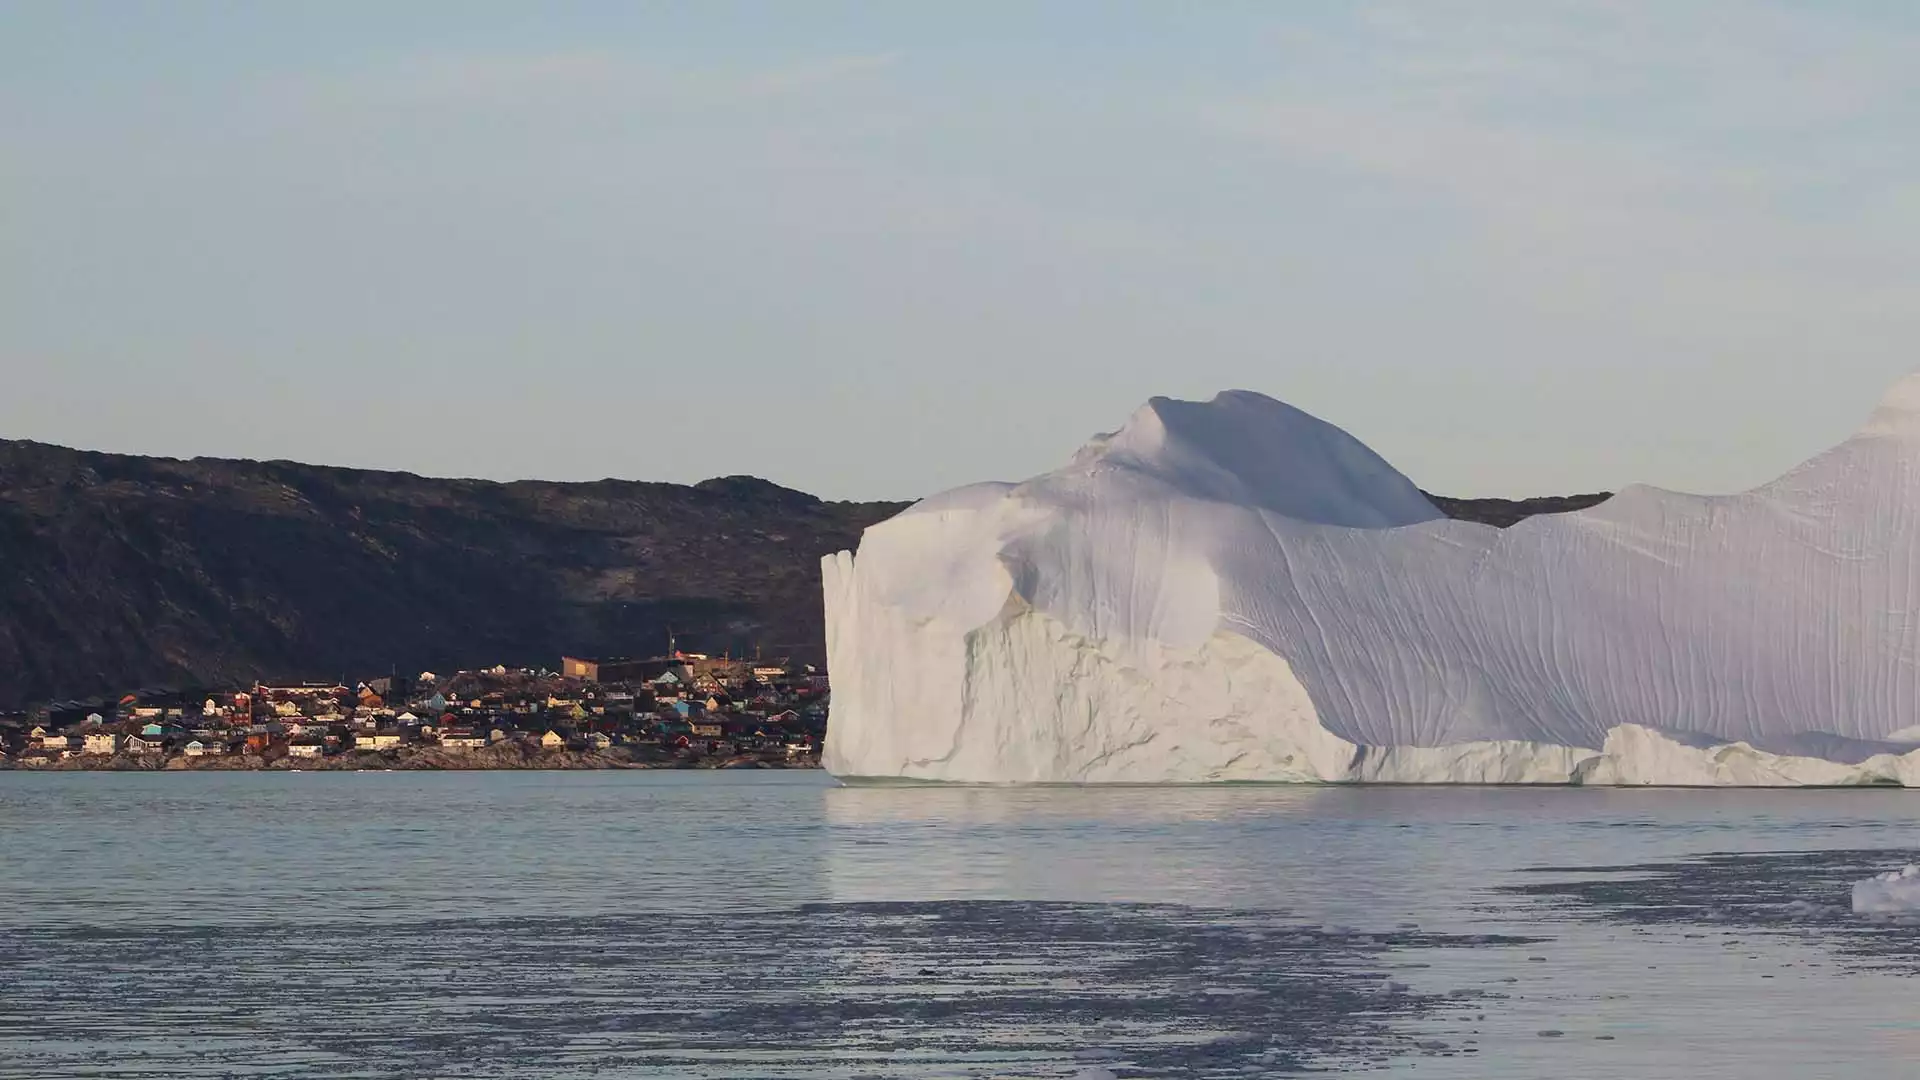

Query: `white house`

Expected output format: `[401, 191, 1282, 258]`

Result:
[82, 732, 120, 755]
[124, 734, 164, 754]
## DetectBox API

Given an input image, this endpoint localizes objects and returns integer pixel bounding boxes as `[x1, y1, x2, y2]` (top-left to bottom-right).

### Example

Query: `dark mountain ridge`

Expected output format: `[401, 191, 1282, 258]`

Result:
[1420, 490, 1613, 528]
[0, 438, 906, 707]
[0, 438, 1609, 707]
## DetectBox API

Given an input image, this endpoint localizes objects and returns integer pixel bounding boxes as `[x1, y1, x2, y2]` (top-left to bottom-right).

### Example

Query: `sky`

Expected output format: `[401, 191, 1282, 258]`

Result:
[4, 1, 1918, 501]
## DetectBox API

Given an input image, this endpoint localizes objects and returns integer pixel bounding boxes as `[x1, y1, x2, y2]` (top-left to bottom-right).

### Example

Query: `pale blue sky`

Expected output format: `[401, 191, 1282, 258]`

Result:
[5, 1, 1917, 500]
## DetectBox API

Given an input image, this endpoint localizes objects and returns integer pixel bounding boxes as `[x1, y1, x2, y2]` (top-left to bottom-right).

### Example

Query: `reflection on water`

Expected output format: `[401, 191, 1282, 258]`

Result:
[0, 902, 1529, 1077]
[3, 771, 1920, 1077]
[821, 783, 1920, 927]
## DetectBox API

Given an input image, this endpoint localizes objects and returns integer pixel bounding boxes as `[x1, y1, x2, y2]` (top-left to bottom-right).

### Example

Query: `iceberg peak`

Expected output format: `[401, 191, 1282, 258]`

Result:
[1861, 371, 1920, 438]
[1069, 390, 1442, 528]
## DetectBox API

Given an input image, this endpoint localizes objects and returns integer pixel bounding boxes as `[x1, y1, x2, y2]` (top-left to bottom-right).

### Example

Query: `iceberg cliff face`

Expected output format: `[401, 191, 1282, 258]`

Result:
[824, 377, 1920, 785]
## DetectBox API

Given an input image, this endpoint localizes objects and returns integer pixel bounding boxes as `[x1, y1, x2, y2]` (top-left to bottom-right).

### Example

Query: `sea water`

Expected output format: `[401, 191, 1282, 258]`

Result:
[2, 771, 1918, 1077]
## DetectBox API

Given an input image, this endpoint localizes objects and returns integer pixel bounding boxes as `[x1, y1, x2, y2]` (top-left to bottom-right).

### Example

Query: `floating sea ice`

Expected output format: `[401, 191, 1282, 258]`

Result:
[1850, 865, 1920, 914]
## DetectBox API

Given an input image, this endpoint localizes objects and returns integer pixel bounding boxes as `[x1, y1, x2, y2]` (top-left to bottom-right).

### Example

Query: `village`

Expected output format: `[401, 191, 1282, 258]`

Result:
[0, 652, 830, 770]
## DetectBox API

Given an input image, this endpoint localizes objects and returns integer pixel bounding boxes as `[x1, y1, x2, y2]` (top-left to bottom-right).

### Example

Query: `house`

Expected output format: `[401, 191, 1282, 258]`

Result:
[287, 739, 326, 758]
[561, 655, 639, 683]
[183, 739, 225, 757]
[355, 731, 403, 751]
[539, 729, 567, 750]
[584, 732, 613, 751]
[438, 730, 487, 749]
[704, 693, 734, 714]
[364, 675, 410, 700]
[82, 731, 120, 755]
[689, 720, 723, 739]
[124, 734, 165, 754]
[563, 655, 689, 684]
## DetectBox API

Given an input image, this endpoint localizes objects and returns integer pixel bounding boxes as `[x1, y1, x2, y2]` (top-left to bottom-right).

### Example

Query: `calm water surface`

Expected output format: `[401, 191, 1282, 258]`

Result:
[3, 771, 1919, 1078]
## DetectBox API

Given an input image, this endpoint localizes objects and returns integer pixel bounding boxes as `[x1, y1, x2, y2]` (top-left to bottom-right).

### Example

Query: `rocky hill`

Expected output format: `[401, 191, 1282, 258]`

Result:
[0, 438, 1609, 707]
[0, 439, 906, 707]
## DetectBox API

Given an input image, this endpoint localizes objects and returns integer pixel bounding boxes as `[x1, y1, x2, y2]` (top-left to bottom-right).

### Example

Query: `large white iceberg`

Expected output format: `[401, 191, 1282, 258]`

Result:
[823, 376, 1920, 785]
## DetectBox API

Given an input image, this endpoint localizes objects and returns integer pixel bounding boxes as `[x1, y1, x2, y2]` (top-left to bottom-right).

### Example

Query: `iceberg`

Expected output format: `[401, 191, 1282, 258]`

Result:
[1852, 865, 1920, 914]
[823, 376, 1920, 785]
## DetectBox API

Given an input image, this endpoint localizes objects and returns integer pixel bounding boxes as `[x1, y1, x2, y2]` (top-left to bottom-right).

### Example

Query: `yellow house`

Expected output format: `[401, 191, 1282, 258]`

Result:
[540, 730, 566, 750]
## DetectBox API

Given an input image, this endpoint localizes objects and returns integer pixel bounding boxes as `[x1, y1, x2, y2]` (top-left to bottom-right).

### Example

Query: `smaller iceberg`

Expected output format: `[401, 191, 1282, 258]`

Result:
[1851, 865, 1920, 914]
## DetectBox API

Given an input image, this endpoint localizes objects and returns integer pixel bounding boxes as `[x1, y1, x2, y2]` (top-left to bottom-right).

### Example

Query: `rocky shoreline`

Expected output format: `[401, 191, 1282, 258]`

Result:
[4, 743, 821, 772]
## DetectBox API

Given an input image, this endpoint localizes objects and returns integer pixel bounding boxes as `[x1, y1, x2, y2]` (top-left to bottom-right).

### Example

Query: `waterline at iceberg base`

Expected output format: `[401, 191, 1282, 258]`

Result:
[823, 375, 1920, 786]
